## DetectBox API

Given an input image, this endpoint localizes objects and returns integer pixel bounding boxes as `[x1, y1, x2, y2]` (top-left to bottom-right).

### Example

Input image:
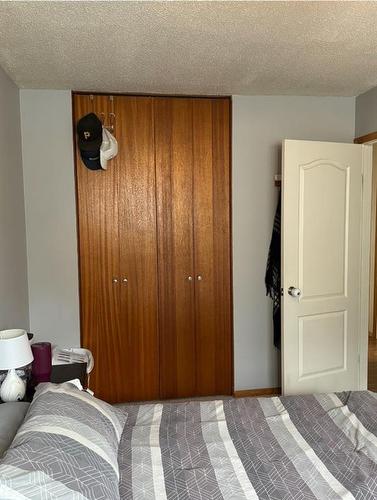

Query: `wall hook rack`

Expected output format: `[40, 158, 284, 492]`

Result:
[88, 94, 116, 133]
[99, 96, 115, 133]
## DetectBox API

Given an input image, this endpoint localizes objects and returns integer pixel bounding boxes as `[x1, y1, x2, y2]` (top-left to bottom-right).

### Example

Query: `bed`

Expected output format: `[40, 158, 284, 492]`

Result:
[0, 383, 376, 499]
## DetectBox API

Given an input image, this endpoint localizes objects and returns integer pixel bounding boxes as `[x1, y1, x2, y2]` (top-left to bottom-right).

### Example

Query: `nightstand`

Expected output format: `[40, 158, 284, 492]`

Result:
[23, 362, 88, 402]
[51, 362, 87, 388]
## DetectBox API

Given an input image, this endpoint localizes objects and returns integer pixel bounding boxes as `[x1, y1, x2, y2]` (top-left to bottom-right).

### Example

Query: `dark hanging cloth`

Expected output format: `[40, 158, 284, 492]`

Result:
[265, 194, 281, 349]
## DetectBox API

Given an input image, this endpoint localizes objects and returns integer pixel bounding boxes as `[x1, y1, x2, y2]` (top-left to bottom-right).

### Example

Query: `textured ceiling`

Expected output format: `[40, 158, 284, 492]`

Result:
[1, 1, 377, 96]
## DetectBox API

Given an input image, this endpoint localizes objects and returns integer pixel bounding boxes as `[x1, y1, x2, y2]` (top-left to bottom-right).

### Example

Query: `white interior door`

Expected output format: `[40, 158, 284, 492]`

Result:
[282, 140, 372, 395]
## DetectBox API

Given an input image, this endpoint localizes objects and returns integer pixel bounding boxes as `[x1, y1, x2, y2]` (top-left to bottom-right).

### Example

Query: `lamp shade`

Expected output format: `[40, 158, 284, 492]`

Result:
[0, 329, 34, 370]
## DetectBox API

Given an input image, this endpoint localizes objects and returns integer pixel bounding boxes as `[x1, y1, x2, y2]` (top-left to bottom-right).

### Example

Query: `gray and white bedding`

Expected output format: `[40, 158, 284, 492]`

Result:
[118, 391, 377, 500]
[0, 386, 376, 499]
[0, 382, 127, 499]
[0, 402, 29, 458]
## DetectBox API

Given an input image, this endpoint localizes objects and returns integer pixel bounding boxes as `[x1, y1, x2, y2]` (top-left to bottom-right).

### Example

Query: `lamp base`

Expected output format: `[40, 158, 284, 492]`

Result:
[0, 368, 26, 402]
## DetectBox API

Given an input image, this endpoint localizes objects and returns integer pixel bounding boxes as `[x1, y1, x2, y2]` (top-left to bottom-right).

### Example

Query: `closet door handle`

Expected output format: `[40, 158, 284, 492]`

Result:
[112, 277, 119, 284]
[187, 276, 193, 281]
[197, 275, 203, 281]
[122, 278, 128, 284]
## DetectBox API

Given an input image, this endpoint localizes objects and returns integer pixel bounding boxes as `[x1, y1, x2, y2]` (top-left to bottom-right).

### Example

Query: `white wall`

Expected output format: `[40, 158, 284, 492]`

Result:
[356, 86, 377, 137]
[233, 96, 355, 390]
[20, 90, 80, 347]
[0, 67, 29, 330]
[19, 91, 356, 389]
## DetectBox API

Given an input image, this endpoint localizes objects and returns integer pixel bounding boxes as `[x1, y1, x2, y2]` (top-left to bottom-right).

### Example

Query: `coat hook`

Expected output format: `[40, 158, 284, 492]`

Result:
[108, 96, 115, 133]
[109, 112, 115, 133]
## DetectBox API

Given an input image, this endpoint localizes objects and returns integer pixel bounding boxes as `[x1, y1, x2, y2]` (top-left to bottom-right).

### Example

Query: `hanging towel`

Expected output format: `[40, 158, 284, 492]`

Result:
[265, 194, 281, 349]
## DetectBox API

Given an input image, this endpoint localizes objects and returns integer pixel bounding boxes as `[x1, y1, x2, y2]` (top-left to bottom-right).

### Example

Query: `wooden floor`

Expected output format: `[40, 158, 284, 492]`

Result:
[368, 337, 377, 392]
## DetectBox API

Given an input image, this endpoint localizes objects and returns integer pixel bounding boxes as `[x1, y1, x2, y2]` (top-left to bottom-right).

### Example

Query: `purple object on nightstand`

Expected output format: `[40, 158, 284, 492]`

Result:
[31, 342, 52, 383]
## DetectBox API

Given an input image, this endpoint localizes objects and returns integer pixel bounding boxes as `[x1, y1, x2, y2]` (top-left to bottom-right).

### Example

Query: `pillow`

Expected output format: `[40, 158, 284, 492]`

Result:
[0, 402, 29, 458]
[0, 382, 127, 499]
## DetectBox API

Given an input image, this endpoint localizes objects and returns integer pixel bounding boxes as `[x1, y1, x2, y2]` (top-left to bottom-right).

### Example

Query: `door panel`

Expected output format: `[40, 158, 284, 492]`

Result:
[299, 161, 349, 299]
[282, 140, 371, 395]
[74, 94, 123, 402]
[75, 95, 159, 403]
[193, 98, 232, 396]
[155, 98, 196, 398]
[298, 311, 346, 378]
[117, 96, 159, 402]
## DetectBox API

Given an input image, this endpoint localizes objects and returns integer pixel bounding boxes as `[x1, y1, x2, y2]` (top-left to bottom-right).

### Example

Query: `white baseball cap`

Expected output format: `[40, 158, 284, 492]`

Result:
[100, 127, 118, 170]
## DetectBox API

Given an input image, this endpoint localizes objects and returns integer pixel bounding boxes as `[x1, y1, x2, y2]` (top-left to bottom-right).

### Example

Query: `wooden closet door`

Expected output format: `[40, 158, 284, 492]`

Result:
[75, 94, 231, 402]
[154, 98, 196, 398]
[193, 98, 232, 396]
[117, 96, 159, 401]
[74, 94, 123, 402]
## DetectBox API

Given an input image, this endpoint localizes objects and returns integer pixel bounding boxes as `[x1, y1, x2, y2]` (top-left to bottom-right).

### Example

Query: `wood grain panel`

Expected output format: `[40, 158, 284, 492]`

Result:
[193, 98, 232, 396]
[154, 98, 196, 398]
[117, 96, 159, 402]
[73, 94, 123, 402]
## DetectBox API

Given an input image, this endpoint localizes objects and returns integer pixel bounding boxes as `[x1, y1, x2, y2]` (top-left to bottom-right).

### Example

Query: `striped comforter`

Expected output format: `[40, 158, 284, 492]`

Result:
[118, 391, 377, 499]
[0, 382, 127, 499]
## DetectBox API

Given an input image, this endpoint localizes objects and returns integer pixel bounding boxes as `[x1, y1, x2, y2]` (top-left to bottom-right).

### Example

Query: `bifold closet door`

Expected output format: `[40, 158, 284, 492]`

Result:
[154, 98, 196, 398]
[117, 96, 159, 401]
[74, 94, 159, 403]
[193, 98, 232, 396]
[75, 94, 231, 401]
[74, 94, 123, 402]
[155, 97, 232, 398]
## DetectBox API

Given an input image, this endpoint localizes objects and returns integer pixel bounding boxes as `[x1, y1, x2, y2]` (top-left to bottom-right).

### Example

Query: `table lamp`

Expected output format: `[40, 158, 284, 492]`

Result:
[0, 329, 34, 402]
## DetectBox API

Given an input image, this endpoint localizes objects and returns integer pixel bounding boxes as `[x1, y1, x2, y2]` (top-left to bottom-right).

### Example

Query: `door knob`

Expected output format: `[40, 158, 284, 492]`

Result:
[112, 277, 119, 284]
[122, 278, 128, 284]
[197, 275, 203, 281]
[288, 286, 301, 297]
[187, 276, 193, 281]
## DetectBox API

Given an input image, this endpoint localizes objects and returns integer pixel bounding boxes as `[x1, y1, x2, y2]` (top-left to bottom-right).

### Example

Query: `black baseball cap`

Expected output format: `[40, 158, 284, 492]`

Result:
[77, 113, 103, 170]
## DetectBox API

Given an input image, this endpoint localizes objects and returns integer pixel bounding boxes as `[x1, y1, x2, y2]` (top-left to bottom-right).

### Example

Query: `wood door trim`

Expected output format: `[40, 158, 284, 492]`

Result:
[229, 97, 234, 395]
[354, 131, 377, 144]
[373, 211, 377, 338]
[354, 133, 377, 340]
[72, 91, 232, 100]
[234, 387, 281, 397]
[373, 151, 377, 340]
